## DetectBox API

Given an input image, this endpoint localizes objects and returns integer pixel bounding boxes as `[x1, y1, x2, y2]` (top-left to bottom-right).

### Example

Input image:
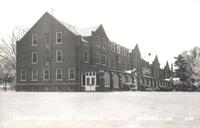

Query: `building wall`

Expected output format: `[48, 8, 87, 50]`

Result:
[16, 12, 172, 92]
[16, 12, 81, 91]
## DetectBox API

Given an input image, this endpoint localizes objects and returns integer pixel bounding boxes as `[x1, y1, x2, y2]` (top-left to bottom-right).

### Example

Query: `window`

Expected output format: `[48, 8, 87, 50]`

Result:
[69, 68, 75, 80]
[56, 50, 62, 62]
[32, 70, 37, 81]
[21, 70, 26, 81]
[108, 42, 110, 50]
[84, 50, 89, 63]
[96, 36, 101, 48]
[120, 47, 122, 54]
[96, 52, 100, 64]
[32, 52, 38, 64]
[91, 78, 95, 85]
[56, 32, 62, 44]
[117, 46, 120, 54]
[118, 57, 121, 63]
[32, 34, 38, 46]
[44, 51, 50, 65]
[103, 38, 106, 49]
[87, 77, 90, 85]
[43, 69, 50, 80]
[108, 56, 110, 67]
[112, 57, 115, 67]
[44, 33, 49, 48]
[111, 43, 115, 52]
[102, 54, 106, 66]
[56, 69, 62, 80]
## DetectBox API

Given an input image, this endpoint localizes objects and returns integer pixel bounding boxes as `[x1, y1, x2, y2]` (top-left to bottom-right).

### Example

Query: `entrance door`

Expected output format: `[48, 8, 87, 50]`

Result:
[85, 72, 96, 91]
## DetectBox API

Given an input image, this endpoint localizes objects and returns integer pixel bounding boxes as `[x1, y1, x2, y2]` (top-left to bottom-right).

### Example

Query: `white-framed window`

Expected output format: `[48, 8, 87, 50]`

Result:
[21, 70, 26, 81]
[84, 50, 89, 63]
[32, 70, 38, 81]
[56, 68, 62, 80]
[102, 54, 106, 66]
[32, 52, 38, 64]
[56, 50, 62, 62]
[69, 68, 75, 80]
[96, 52, 100, 64]
[43, 69, 50, 81]
[32, 34, 38, 46]
[103, 38, 106, 49]
[56, 32, 62, 44]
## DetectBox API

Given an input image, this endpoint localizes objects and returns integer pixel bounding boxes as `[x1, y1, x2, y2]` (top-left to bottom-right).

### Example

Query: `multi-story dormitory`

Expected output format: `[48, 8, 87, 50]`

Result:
[16, 12, 173, 92]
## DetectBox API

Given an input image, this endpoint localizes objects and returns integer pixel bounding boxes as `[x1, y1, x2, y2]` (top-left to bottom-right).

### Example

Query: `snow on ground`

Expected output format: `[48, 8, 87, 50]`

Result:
[0, 92, 200, 128]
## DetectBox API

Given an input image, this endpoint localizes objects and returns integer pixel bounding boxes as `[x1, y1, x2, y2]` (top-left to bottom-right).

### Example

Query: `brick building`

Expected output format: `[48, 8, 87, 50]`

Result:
[16, 12, 173, 92]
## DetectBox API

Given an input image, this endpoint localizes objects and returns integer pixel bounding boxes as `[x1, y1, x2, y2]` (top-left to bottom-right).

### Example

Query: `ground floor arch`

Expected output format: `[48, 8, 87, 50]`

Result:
[104, 72, 111, 88]
[113, 73, 119, 89]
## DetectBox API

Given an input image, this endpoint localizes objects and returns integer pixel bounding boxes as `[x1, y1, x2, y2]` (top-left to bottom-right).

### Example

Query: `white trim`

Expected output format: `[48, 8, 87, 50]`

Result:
[20, 69, 26, 81]
[43, 69, 50, 81]
[56, 68, 62, 81]
[69, 68, 75, 80]
[56, 50, 62, 62]
[32, 52, 38, 64]
[102, 54, 106, 66]
[32, 34, 38, 46]
[32, 69, 38, 81]
[56, 32, 62, 44]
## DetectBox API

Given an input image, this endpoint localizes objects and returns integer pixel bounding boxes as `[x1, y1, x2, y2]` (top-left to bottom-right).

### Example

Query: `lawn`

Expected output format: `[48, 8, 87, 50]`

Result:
[0, 92, 200, 128]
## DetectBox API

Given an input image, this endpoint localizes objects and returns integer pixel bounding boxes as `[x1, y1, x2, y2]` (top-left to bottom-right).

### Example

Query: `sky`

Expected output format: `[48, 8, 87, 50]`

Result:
[0, 0, 200, 68]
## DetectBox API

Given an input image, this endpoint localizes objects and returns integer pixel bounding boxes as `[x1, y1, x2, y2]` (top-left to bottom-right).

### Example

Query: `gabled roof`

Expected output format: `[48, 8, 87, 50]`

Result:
[165, 61, 170, 70]
[153, 55, 159, 64]
[78, 26, 100, 36]
[133, 44, 141, 54]
[59, 20, 100, 37]
[59, 21, 80, 35]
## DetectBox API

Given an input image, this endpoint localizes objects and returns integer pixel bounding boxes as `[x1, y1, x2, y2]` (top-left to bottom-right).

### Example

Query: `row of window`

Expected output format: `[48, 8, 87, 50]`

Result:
[95, 36, 129, 57]
[20, 68, 75, 81]
[85, 50, 131, 69]
[32, 50, 62, 64]
[32, 32, 129, 58]
[84, 50, 119, 68]
[32, 32, 62, 46]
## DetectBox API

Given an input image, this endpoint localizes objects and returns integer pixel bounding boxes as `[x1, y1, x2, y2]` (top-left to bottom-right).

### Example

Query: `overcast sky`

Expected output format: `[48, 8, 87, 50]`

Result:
[1, 0, 200, 68]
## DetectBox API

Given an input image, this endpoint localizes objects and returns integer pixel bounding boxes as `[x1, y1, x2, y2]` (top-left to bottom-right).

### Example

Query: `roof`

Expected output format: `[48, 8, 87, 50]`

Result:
[59, 20, 80, 35]
[59, 20, 99, 36]
[77, 26, 99, 36]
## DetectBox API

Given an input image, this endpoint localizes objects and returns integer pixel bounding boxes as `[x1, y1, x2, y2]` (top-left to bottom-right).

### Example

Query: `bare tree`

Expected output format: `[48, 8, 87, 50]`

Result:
[0, 26, 27, 91]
